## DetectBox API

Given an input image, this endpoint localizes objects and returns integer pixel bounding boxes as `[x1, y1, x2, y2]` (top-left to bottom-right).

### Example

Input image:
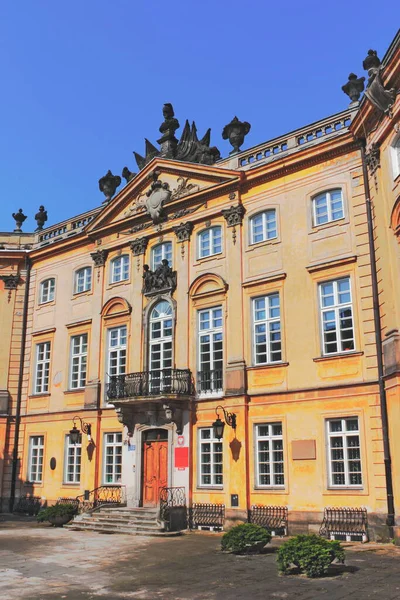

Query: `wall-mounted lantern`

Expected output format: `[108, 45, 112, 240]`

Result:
[69, 415, 92, 444]
[212, 405, 237, 440]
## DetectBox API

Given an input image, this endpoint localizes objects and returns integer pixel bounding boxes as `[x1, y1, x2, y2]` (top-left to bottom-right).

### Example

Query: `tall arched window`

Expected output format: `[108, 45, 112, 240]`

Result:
[149, 301, 173, 392]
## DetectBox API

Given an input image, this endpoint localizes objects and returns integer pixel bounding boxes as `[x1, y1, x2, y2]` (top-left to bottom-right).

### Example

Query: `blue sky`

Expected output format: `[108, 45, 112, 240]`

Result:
[0, 1, 398, 232]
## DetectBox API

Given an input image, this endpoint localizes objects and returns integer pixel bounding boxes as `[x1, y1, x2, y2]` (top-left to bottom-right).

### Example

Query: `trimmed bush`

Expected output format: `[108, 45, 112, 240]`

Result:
[277, 534, 345, 578]
[37, 503, 77, 525]
[221, 523, 271, 554]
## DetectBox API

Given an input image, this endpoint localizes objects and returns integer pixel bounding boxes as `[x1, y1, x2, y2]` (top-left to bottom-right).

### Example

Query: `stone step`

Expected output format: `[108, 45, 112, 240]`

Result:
[66, 522, 181, 537]
[90, 516, 160, 526]
[71, 517, 162, 530]
[99, 509, 158, 517]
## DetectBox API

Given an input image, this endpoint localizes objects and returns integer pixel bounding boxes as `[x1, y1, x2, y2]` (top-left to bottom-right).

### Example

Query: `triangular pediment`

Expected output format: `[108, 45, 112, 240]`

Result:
[86, 158, 241, 235]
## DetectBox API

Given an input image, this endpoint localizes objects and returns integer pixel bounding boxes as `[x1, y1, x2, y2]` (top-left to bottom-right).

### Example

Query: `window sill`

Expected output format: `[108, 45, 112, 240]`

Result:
[246, 238, 280, 252]
[108, 279, 130, 288]
[61, 483, 81, 487]
[28, 393, 51, 399]
[313, 351, 363, 363]
[24, 481, 43, 487]
[194, 251, 224, 265]
[37, 300, 56, 308]
[324, 487, 365, 495]
[197, 391, 224, 401]
[247, 362, 289, 371]
[72, 290, 93, 299]
[253, 487, 287, 493]
[310, 217, 346, 233]
[64, 389, 85, 395]
[196, 487, 224, 492]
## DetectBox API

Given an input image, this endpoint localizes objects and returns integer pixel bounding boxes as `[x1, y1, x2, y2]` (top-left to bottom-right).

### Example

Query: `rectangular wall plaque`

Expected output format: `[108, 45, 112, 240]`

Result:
[292, 440, 316, 460]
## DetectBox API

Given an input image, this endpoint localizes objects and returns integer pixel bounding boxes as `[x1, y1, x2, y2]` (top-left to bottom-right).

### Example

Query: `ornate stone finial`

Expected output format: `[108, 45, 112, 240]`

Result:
[173, 222, 194, 242]
[362, 49, 397, 116]
[122, 167, 136, 183]
[130, 237, 149, 256]
[34, 205, 48, 232]
[99, 170, 121, 203]
[158, 103, 180, 159]
[90, 249, 109, 267]
[222, 116, 251, 155]
[12, 209, 27, 232]
[341, 73, 365, 103]
[222, 204, 246, 228]
[142, 259, 177, 296]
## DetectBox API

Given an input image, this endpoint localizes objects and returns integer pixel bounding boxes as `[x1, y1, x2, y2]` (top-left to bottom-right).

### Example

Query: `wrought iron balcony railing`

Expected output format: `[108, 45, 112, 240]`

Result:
[197, 369, 223, 394]
[107, 369, 193, 400]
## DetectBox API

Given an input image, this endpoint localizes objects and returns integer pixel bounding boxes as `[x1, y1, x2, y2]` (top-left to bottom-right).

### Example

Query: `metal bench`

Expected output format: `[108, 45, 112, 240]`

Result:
[319, 507, 368, 542]
[14, 495, 43, 516]
[189, 503, 225, 531]
[248, 505, 288, 536]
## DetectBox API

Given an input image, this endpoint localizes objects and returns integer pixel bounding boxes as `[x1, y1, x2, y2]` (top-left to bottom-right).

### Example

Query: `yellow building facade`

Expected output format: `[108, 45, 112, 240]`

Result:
[1, 31, 399, 541]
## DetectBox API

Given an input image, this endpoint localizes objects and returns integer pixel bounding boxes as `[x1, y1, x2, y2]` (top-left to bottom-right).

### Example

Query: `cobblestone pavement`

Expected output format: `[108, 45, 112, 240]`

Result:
[1, 516, 400, 600]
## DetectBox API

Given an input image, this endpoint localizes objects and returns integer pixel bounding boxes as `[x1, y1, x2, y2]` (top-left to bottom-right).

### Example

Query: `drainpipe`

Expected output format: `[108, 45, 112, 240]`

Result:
[360, 141, 395, 532]
[9, 255, 31, 512]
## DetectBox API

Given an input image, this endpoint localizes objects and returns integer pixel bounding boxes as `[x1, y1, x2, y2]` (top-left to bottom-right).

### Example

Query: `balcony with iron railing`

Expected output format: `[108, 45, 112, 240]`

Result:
[106, 369, 194, 401]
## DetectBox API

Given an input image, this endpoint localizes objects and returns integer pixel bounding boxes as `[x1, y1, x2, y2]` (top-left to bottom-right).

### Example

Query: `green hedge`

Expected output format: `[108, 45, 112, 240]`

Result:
[221, 523, 271, 554]
[277, 534, 345, 577]
[37, 503, 77, 523]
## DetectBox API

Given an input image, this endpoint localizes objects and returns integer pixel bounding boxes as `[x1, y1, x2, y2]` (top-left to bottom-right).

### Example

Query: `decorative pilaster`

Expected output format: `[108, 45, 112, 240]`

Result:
[130, 237, 148, 256]
[173, 222, 194, 258]
[90, 249, 109, 267]
[0, 274, 20, 302]
[365, 143, 381, 175]
[222, 204, 246, 245]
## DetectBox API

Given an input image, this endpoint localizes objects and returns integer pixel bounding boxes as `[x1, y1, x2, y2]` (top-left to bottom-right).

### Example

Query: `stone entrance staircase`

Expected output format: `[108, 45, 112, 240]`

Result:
[66, 506, 182, 536]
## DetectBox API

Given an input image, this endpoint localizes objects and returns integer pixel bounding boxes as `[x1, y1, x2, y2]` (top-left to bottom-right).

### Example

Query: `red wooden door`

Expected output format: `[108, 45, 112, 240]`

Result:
[142, 439, 168, 507]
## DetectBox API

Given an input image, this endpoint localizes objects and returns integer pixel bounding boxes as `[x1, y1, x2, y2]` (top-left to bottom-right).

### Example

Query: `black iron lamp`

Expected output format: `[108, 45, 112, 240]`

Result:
[69, 416, 92, 444]
[212, 405, 237, 440]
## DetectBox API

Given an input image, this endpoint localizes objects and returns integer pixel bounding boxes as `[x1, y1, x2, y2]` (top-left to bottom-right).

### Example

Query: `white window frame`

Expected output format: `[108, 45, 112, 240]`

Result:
[198, 427, 223, 488]
[391, 135, 400, 180]
[69, 334, 88, 390]
[151, 241, 173, 270]
[252, 293, 282, 365]
[27, 435, 44, 483]
[319, 277, 355, 356]
[107, 326, 127, 379]
[312, 189, 344, 227]
[110, 255, 130, 284]
[34, 341, 51, 394]
[64, 434, 82, 484]
[40, 278, 55, 304]
[326, 417, 363, 488]
[249, 209, 277, 244]
[103, 432, 123, 484]
[198, 226, 222, 259]
[255, 423, 285, 488]
[74, 266, 92, 294]
[198, 306, 223, 394]
[149, 301, 173, 392]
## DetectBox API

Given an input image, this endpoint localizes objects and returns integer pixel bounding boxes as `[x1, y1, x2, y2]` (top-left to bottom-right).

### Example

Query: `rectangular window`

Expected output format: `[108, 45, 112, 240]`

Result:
[64, 434, 82, 483]
[40, 278, 55, 304]
[69, 334, 88, 389]
[253, 293, 282, 364]
[152, 242, 173, 270]
[103, 432, 123, 484]
[319, 277, 355, 355]
[313, 190, 344, 226]
[28, 435, 44, 483]
[198, 307, 223, 393]
[250, 210, 277, 244]
[198, 227, 222, 258]
[111, 255, 130, 283]
[199, 428, 223, 487]
[74, 267, 92, 294]
[327, 417, 362, 487]
[255, 423, 284, 487]
[107, 326, 127, 377]
[34, 341, 51, 394]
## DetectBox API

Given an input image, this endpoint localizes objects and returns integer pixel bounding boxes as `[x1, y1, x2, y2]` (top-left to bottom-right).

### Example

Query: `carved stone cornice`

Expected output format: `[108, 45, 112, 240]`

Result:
[222, 204, 245, 227]
[90, 249, 109, 267]
[114, 401, 185, 435]
[0, 274, 19, 290]
[130, 237, 149, 256]
[173, 222, 194, 242]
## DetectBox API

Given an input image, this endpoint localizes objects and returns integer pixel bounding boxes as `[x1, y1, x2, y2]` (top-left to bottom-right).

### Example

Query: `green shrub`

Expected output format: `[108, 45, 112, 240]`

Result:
[277, 534, 345, 578]
[221, 523, 271, 554]
[37, 503, 77, 523]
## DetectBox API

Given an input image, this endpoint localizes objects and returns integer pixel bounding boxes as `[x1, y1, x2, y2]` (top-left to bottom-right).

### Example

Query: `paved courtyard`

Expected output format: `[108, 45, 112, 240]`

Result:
[1, 517, 400, 600]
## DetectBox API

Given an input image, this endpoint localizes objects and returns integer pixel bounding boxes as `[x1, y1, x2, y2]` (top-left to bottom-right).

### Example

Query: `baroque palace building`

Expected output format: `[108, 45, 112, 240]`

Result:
[1, 30, 400, 540]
